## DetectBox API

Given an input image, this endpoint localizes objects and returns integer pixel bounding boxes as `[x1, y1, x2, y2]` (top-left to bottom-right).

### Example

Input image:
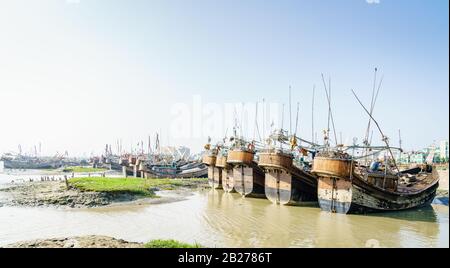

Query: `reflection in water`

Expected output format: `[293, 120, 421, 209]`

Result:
[315, 212, 360, 247]
[370, 206, 438, 223]
[0, 188, 448, 247]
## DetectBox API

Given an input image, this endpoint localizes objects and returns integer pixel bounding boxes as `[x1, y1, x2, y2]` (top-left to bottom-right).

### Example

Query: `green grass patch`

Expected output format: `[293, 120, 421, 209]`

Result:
[63, 166, 107, 173]
[68, 177, 208, 197]
[144, 239, 202, 248]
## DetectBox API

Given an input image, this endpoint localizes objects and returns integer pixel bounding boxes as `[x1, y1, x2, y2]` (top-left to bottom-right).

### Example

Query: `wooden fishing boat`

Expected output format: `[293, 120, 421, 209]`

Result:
[202, 151, 222, 189]
[216, 153, 235, 193]
[227, 149, 265, 198]
[258, 149, 318, 205]
[312, 155, 439, 214]
[139, 162, 208, 178]
[119, 156, 134, 177]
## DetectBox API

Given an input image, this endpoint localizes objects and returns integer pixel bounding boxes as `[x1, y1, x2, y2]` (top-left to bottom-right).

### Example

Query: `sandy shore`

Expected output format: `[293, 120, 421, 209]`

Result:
[438, 169, 449, 190]
[4, 235, 143, 248]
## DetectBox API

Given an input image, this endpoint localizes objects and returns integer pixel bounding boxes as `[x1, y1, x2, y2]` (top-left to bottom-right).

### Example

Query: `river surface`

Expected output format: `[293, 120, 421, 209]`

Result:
[0, 171, 448, 248]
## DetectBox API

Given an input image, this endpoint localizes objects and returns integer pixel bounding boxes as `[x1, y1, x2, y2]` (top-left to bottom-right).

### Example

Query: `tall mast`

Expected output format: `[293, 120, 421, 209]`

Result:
[148, 135, 152, 154]
[311, 85, 315, 144]
[398, 129, 402, 161]
[321, 74, 338, 147]
[323, 75, 330, 145]
[254, 102, 262, 142]
[240, 102, 244, 139]
[262, 98, 266, 142]
[364, 68, 384, 145]
[352, 89, 400, 174]
[329, 77, 338, 146]
[294, 102, 300, 136]
[289, 86, 292, 135]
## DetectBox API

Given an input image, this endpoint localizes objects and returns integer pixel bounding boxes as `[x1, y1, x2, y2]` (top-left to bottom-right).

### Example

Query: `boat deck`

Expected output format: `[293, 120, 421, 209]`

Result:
[355, 168, 439, 195]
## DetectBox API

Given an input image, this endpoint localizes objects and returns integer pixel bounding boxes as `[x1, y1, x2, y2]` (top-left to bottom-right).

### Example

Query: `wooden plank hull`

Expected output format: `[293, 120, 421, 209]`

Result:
[222, 168, 235, 193]
[227, 150, 254, 165]
[317, 176, 438, 214]
[208, 166, 222, 189]
[265, 170, 318, 205]
[258, 152, 318, 205]
[317, 177, 353, 213]
[232, 164, 265, 198]
[202, 155, 217, 166]
[216, 154, 233, 192]
[122, 166, 135, 177]
[313, 157, 439, 214]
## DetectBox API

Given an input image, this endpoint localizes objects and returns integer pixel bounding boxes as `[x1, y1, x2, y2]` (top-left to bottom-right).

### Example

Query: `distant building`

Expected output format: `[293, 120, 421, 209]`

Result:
[398, 152, 411, 164]
[396, 140, 448, 164]
[411, 151, 426, 164]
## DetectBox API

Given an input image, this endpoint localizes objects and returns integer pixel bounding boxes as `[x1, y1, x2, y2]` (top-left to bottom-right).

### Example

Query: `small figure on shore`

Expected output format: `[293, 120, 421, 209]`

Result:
[64, 175, 69, 189]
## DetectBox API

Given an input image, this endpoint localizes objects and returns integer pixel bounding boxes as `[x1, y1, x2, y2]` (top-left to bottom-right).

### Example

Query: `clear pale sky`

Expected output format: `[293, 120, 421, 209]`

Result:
[0, 0, 448, 157]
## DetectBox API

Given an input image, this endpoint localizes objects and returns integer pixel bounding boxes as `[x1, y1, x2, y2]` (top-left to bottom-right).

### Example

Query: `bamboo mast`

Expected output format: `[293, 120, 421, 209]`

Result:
[311, 85, 315, 145]
[321, 74, 338, 147]
[351, 89, 400, 174]
[289, 86, 293, 136]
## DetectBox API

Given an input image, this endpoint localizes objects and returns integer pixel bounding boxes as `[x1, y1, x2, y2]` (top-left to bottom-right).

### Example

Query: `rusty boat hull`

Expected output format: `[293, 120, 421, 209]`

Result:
[258, 152, 318, 205]
[209, 166, 223, 189]
[312, 157, 439, 214]
[203, 154, 222, 189]
[227, 149, 265, 198]
[216, 155, 235, 193]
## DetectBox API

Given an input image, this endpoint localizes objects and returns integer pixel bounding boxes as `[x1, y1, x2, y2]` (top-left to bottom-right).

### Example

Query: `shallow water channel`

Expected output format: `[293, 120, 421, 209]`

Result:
[0, 171, 448, 247]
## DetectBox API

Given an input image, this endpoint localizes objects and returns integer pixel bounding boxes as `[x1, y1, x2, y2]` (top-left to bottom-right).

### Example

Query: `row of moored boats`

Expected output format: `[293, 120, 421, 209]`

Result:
[202, 129, 439, 214]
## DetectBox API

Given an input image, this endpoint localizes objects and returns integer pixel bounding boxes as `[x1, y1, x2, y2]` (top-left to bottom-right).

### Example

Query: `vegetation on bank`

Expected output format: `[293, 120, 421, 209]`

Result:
[63, 166, 107, 173]
[5, 236, 203, 248]
[68, 177, 208, 197]
[144, 239, 202, 248]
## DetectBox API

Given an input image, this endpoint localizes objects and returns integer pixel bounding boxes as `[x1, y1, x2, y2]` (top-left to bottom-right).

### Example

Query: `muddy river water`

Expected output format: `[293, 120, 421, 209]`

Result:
[0, 171, 448, 248]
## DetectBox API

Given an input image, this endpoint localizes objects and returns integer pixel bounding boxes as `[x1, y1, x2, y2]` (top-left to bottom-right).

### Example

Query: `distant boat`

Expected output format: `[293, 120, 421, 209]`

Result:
[134, 155, 208, 179]
[0, 154, 63, 169]
[144, 162, 208, 178]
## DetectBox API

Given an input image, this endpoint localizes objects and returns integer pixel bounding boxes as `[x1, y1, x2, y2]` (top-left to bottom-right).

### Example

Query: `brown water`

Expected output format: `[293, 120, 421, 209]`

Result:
[0, 188, 448, 247]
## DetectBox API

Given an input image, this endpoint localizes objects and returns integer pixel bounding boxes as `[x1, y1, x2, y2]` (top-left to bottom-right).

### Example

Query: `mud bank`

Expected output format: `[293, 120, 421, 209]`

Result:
[4, 235, 143, 248]
[434, 189, 449, 205]
[0, 179, 208, 208]
[438, 169, 449, 190]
